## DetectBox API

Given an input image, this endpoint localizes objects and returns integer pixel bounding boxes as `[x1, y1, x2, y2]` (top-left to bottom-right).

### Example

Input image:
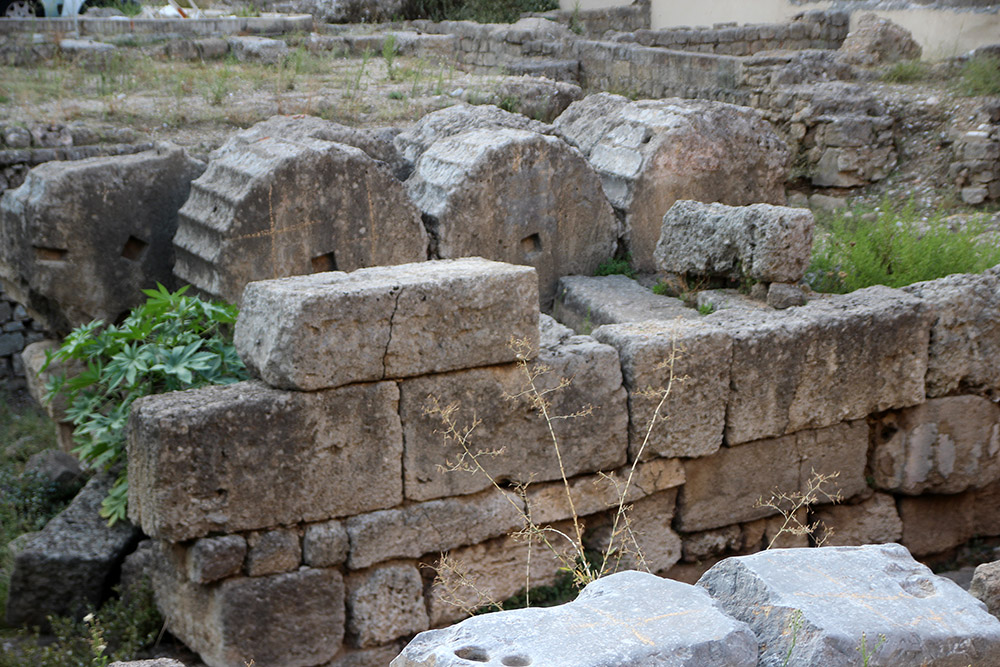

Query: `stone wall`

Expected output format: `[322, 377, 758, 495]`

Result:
[122, 256, 1000, 667]
[607, 10, 849, 56]
[950, 100, 1000, 205]
[533, 0, 651, 38]
[0, 286, 46, 392]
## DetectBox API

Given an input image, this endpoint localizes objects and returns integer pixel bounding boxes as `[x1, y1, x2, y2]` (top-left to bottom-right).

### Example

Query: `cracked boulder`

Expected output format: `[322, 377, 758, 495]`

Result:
[0, 144, 204, 334]
[173, 134, 427, 306]
[405, 128, 618, 307]
[234, 258, 539, 391]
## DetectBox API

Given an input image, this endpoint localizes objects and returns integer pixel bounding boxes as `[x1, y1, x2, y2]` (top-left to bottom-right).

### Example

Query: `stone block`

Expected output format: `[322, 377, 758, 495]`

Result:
[712, 286, 929, 444]
[127, 380, 402, 542]
[872, 395, 1000, 495]
[556, 96, 789, 272]
[174, 135, 427, 306]
[226, 35, 289, 64]
[5, 475, 141, 629]
[109, 660, 185, 667]
[0, 331, 23, 357]
[903, 268, 1000, 397]
[346, 564, 429, 648]
[235, 259, 539, 392]
[654, 200, 814, 284]
[812, 493, 903, 547]
[405, 128, 617, 307]
[326, 643, 408, 667]
[153, 548, 344, 667]
[589, 489, 683, 574]
[976, 480, 1000, 537]
[245, 528, 301, 577]
[675, 421, 868, 532]
[399, 333, 627, 501]
[396, 571, 758, 667]
[840, 13, 922, 64]
[591, 319, 731, 459]
[898, 492, 976, 556]
[552, 274, 694, 334]
[682, 524, 742, 563]
[971, 561, 1000, 619]
[346, 488, 525, 571]
[0, 144, 203, 334]
[303, 520, 349, 568]
[766, 282, 807, 309]
[699, 544, 1000, 667]
[186, 535, 246, 584]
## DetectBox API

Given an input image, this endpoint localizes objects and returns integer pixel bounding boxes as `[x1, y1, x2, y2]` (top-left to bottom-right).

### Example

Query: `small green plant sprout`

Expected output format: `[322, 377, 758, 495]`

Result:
[754, 470, 842, 549]
[781, 609, 804, 667]
[857, 632, 887, 667]
[594, 255, 636, 279]
[382, 34, 399, 80]
[43, 285, 248, 524]
[388, 90, 406, 100]
[568, 0, 583, 35]
[697, 302, 715, 316]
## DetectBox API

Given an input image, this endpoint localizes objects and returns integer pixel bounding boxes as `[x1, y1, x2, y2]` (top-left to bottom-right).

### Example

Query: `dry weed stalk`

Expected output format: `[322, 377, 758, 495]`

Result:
[755, 470, 843, 548]
[424, 328, 686, 612]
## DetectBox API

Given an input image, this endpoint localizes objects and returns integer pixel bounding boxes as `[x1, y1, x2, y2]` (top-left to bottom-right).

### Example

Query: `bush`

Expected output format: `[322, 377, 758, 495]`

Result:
[594, 255, 636, 279]
[45, 285, 248, 524]
[401, 0, 557, 23]
[958, 55, 1000, 96]
[806, 201, 1000, 294]
[881, 59, 928, 84]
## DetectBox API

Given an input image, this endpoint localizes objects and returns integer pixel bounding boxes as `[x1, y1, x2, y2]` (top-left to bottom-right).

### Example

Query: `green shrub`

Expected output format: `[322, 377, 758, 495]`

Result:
[594, 255, 636, 279]
[881, 59, 928, 84]
[958, 55, 1000, 96]
[401, 0, 557, 23]
[806, 201, 1000, 294]
[44, 285, 248, 524]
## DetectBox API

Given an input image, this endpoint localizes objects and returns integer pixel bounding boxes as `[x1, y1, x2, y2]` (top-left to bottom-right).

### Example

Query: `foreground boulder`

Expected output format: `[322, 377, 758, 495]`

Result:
[405, 128, 618, 306]
[698, 543, 1000, 666]
[839, 13, 922, 65]
[5, 474, 141, 629]
[0, 144, 204, 334]
[173, 134, 428, 305]
[555, 95, 789, 271]
[391, 570, 757, 666]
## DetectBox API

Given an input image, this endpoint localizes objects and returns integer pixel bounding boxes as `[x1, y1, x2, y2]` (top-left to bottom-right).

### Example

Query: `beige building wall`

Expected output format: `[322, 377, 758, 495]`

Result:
[558, 0, 1000, 59]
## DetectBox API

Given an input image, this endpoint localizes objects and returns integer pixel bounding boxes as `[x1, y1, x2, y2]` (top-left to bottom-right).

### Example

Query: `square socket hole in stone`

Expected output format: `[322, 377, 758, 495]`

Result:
[121, 235, 149, 261]
[311, 251, 337, 273]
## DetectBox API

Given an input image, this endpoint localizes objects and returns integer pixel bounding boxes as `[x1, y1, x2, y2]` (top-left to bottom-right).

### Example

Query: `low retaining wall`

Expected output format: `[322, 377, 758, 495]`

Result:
[122, 257, 1000, 667]
[0, 286, 46, 392]
[0, 14, 314, 37]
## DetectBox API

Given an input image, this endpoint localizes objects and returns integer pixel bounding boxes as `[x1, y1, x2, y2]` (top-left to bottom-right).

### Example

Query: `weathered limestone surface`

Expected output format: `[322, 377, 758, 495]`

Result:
[345, 488, 524, 570]
[213, 114, 409, 180]
[552, 274, 694, 334]
[346, 564, 429, 648]
[226, 35, 290, 64]
[174, 135, 427, 305]
[971, 561, 1000, 619]
[654, 200, 814, 283]
[405, 128, 618, 306]
[235, 258, 539, 391]
[398, 333, 627, 501]
[872, 395, 1000, 495]
[811, 493, 903, 547]
[245, 528, 301, 576]
[393, 103, 558, 168]
[395, 571, 758, 667]
[698, 544, 1000, 667]
[675, 421, 869, 532]
[303, 520, 349, 568]
[589, 489, 683, 575]
[5, 475, 141, 629]
[555, 96, 789, 271]
[153, 544, 344, 667]
[0, 143, 203, 333]
[186, 535, 246, 584]
[127, 380, 403, 541]
[711, 286, 929, 444]
[592, 319, 731, 459]
[839, 12, 922, 64]
[898, 492, 976, 557]
[903, 267, 1000, 397]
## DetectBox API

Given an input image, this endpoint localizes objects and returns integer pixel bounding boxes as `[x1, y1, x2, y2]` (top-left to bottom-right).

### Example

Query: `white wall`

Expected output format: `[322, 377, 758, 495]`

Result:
[558, 0, 1000, 59]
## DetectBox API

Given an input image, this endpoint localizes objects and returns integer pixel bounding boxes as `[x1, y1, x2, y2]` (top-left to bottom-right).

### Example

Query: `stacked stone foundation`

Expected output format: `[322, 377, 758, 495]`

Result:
[124, 256, 1000, 666]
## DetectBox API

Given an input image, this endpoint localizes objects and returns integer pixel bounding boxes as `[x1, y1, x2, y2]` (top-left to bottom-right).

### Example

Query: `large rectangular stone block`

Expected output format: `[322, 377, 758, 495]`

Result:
[898, 491, 976, 557]
[552, 274, 694, 334]
[872, 395, 1000, 495]
[127, 380, 402, 542]
[903, 268, 1000, 397]
[675, 420, 868, 532]
[592, 319, 731, 459]
[399, 334, 627, 501]
[712, 285, 929, 444]
[152, 543, 344, 667]
[234, 258, 540, 391]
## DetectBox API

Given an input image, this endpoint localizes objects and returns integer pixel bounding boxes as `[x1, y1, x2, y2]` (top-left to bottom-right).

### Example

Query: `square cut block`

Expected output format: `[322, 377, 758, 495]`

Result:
[235, 258, 540, 391]
[127, 380, 402, 542]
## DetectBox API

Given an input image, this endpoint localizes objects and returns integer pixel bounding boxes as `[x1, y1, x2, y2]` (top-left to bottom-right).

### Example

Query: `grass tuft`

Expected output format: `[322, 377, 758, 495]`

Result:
[957, 55, 1000, 96]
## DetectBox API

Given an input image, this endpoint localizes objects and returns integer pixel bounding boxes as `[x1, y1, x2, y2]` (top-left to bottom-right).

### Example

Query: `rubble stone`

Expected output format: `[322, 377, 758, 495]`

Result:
[839, 13, 922, 64]
[303, 521, 349, 568]
[127, 380, 402, 541]
[235, 259, 539, 391]
[245, 528, 301, 576]
[186, 535, 246, 584]
[346, 564, 429, 648]
[226, 35, 290, 64]
[971, 561, 1000, 619]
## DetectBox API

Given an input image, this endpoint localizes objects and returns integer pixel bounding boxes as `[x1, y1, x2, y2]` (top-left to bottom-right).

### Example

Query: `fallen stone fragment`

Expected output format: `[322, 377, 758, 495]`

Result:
[839, 12, 921, 65]
[971, 560, 1000, 619]
[698, 543, 1000, 667]
[235, 258, 539, 391]
[394, 570, 757, 666]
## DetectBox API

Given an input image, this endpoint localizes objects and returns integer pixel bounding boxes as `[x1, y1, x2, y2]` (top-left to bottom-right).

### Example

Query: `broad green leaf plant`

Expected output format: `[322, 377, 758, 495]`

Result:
[44, 285, 248, 524]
